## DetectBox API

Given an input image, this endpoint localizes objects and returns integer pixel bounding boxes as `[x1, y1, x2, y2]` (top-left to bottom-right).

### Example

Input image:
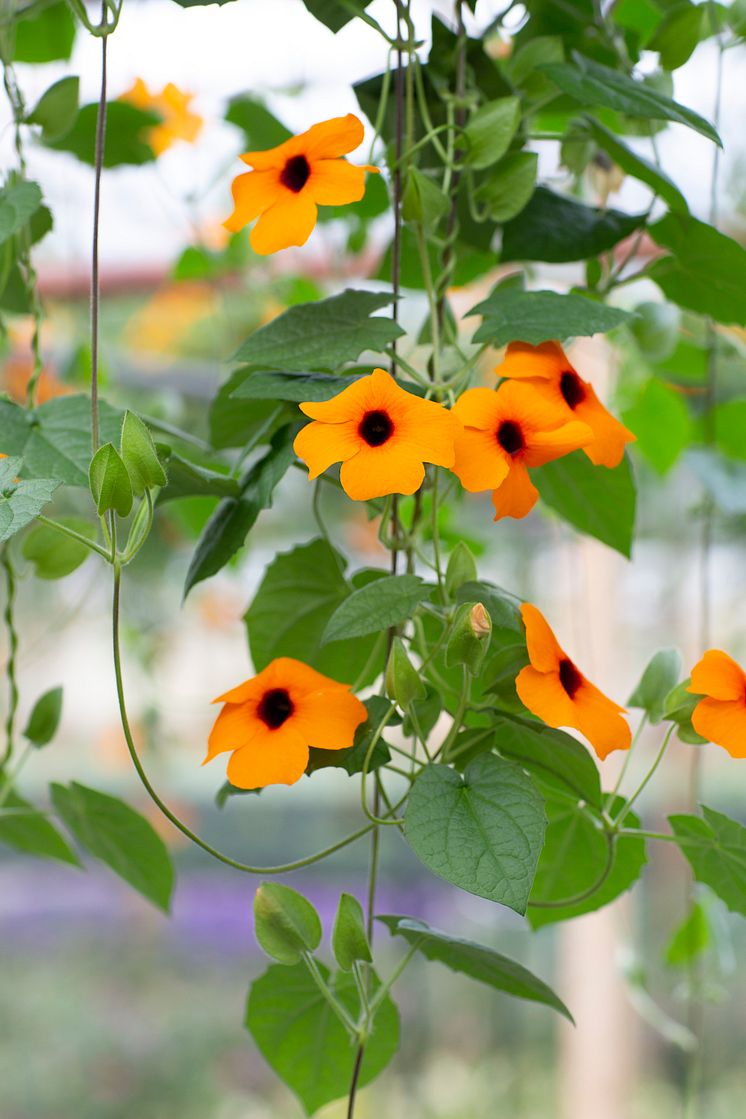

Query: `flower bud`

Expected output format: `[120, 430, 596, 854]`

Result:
[385, 636, 426, 710]
[445, 541, 478, 597]
[445, 601, 492, 676]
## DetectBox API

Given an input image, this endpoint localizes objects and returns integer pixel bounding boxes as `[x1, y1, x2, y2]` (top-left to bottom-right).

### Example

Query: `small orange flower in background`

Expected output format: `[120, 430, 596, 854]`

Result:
[294, 367, 460, 501]
[224, 114, 377, 255]
[496, 341, 635, 468]
[2, 354, 68, 404]
[688, 650, 746, 758]
[204, 657, 367, 790]
[516, 603, 631, 760]
[120, 78, 202, 156]
[451, 380, 591, 520]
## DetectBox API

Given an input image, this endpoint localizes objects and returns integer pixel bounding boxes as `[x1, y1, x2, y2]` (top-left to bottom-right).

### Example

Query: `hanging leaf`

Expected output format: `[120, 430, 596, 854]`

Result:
[501, 187, 646, 264]
[670, 808, 746, 918]
[0, 457, 60, 545]
[467, 286, 632, 347]
[322, 574, 431, 644]
[533, 451, 637, 557]
[647, 213, 746, 326]
[46, 102, 160, 167]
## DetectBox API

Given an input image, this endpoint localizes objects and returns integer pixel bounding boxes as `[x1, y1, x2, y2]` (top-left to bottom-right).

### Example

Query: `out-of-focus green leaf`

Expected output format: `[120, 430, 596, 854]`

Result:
[501, 186, 645, 264]
[623, 378, 691, 474]
[46, 102, 159, 167]
[26, 77, 80, 142]
[533, 451, 637, 557]
[0, 457, 60, 544]
[647, 214, 746, 325]
[670, 808, 746, 917]
[13, 1, 75, 62]
[582, 118, 688, 212]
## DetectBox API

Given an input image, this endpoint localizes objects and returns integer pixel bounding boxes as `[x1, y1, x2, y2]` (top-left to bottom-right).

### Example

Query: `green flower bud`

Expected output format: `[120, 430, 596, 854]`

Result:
[445, 541, 478, 597]
[385, 636, 426, 710]
[401, 167, 449, 227]
[445, 602, 492, 676]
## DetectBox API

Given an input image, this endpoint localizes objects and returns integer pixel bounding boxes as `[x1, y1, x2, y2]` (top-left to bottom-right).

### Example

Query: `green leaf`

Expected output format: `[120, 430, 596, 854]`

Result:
[300, 0, 372, 31]
[0, 394, 121, 487]
[306, 695, 393, 776]
[322, 573, 431, 644]
[670, 807, 746, 918]
[647, 213, 746, 326]
[376, 226, 495, 291]
[628, 648, 683, 723]
[665, 900, 711, 967]
[26, 77, 80, 142]
[492, 714, 602, 808]
[47, 102, 159, 167]
[231, 368, 363, 403]
[628, 300, 681, 361]
[402, 167, 449, 227]
[464, 97, 521, 169]
[379, 915, 572, 1020]
[501, 187, 645, 264]
[209, 369, 285, 449]
[0, 457, 60, 544]
[246, 961, 398, 1114]
[623, 377, 691, 474]
[649, 1, 705, 70]
[245, 539, 380, 686]
[224, 94, 292, 148]
[386, 636, 426, 709]
[541, 55, 721, 145]
[89, 443, 133, 518]
[467, 286, 633, 347]
[50, 781, 174, 911]
[120, 411, 167, 496]
[0, 783, 79, 865]
[662, 679, 706, 744]
[476, 151, 538, 223]
[686, 449, 746, 516]
[22, 516, 95, 579]
[713, 399, 746, 462]
[445, 541, 478, 597]
[23, 687, 63, 748]
[332, 893, 372, 970]
[582, 118, 688, 213]
[156, 452, 239, 504]
[13, 1, 75, 62]
[254, 882, 322, 965]
[404, 755, 546, 914]
[0, 180, 43, 247]
[533, 451, 636, 557]
[454, 580, 523, 632]
[528, 797, 647, 928]
[232, 290, 404, 371]
[184, 426, 295, 596]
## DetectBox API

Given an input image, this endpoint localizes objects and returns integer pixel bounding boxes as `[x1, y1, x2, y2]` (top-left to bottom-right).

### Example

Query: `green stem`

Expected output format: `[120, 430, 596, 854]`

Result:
[36, 515, 110, 561]
[430, 467, 445, 597]
[2, 549, 20, 767]
[528, 830, 615, 910]
[614, 724, 675, 830]
[605, 712, 647, 808]
[360, 705, 402, 826]
[0, 740, 33, 808]
[439, 667, 470, 761]
[89, 0, 109, 455]
[367, 941, 421, 1017]
[302, 951, 359, 1037]
[111, 564, 381, 874]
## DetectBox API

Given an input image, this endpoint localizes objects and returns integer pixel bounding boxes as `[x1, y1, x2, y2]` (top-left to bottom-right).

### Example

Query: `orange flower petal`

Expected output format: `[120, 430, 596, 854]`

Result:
[300, 368, 390, 423]
[515, 664, 576, 729]
[226, 730, 310, 789]
[523, 419, 592, 467]
[293, 419, 361, 479]
[205, 701, 262, 762]
[394, 400, 460, 469]
[491, 461, 539, 520]
[689, 649, 746, 701]
[520, 603, 565, 672]
[572, 680, 631, 760]
[496, 379, 576, 435]
[304, 114, 365, 159]
[223, 170, 280, 233]
[575, 385, 635, 468]
[691, 697, 746, 758]
[250, 193, 318, 254]
[340, 445, 425, 500]
[294, 688, 368, 750]
[495, 340, 568, 382]
[452, 386, 502, 431]
[452, 426, 510, 492]
[307, 159, 370, 205]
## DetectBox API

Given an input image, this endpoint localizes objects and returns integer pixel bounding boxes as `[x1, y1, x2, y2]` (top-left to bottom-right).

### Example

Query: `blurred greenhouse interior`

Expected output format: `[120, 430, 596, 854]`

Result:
[2, 1, 746, 1117]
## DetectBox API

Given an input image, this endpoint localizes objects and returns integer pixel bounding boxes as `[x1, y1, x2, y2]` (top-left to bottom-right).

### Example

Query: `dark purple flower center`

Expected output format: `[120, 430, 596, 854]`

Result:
[560, 370, 586, 409]
[280, 155, 311, 193]
[359, 409, 394, 447]
[496, 420, 525, 456]
[559, 658, 582, 698]
[258, 688, 294, 729]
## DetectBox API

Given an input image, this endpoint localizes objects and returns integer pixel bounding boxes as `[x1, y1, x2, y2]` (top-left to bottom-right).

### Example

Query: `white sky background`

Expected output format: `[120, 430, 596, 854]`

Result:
[7, 0, 746, 271]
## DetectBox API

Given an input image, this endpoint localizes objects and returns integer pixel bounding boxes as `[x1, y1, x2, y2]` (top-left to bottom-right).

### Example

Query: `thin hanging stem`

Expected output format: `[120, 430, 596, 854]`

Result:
[90, 1, 109, 455]
[1, 550, 20, 767]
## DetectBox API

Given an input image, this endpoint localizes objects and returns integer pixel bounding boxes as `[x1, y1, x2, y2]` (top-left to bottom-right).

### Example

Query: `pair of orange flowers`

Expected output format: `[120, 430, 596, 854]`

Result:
[206, 617, 746, 791]
[292, 344, 634, 519]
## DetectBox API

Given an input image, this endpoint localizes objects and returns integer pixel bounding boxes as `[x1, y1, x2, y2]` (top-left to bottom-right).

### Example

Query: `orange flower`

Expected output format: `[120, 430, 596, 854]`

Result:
[688, 650, 746, 758]
[205, 657, 367, 789]
[293, 367, 460, 501]
[495, 341, 635, 468]
[223, 114, 377, 255]
[451, 380, 591, 520]
[120, 78, 202, 156]
[515, 604, 631, 760]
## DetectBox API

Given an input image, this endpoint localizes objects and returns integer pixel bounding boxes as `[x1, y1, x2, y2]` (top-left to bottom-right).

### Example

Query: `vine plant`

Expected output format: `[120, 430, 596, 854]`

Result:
[2, 1, 746, 1116]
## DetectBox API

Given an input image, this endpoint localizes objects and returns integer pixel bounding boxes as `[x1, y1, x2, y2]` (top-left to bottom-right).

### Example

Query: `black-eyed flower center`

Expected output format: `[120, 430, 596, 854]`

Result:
[280, 155, 311, 193]
[258, 688, 295, 729]
[559, 658, 582, 699]
[496, 419, 525, 456]
[359, 409, 394, 447]
[560, 370, 586, 409]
